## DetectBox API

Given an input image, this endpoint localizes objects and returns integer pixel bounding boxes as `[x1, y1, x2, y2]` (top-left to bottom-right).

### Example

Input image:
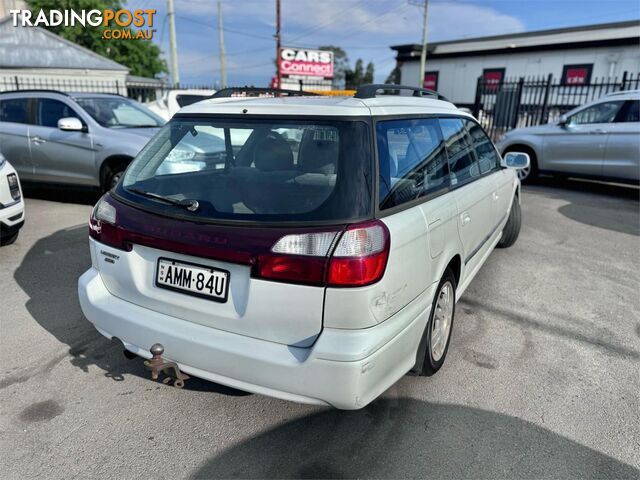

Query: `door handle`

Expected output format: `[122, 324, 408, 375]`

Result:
[31, 136, 47, 144]
[492, 192, 500, 201]
[460, 212, 471, 226]
[590, 129, 607, 135]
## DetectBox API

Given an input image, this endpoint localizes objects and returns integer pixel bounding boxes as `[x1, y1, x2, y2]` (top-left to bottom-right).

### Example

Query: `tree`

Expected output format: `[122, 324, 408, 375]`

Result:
[364, 61, 374, 84]
[318, 45, 349, 89]
[345, 58, 375, 89]
[385, 66, 401, 85]
[26, 0, 167, 78]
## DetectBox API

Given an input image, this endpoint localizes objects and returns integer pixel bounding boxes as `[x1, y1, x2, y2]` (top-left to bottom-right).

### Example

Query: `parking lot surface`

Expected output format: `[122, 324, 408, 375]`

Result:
[1, 180, 639, 479]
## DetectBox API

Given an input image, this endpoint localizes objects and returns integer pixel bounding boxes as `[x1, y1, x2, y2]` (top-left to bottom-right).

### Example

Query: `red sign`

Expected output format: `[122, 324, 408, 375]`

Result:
[562, 64, 593, 85]
[280, 47, 334, 78]
[423, 71, 438, 90]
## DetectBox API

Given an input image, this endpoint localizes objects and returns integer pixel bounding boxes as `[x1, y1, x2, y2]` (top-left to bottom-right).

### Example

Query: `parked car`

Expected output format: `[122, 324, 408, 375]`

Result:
[146, 89, 216, 120]
[496, 90, 640, 183]
[78, 85, 529, 409]
[0, 154, 25, 246]
[0, 91, 165, 191]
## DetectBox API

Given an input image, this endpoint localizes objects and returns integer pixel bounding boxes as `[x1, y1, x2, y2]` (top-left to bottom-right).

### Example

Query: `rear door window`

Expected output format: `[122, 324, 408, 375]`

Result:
[0, 98, 30, 124]
[616, 100, 639, 123]
[466, 119, 500, 174]
[119, 117, 373, 224]
[376, 117, 449, 209]
[439, 118, 479, 185]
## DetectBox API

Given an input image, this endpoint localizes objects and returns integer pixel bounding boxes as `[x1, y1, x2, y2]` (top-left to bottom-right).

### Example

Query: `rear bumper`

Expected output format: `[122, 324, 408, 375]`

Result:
[78, 267, 433, 409]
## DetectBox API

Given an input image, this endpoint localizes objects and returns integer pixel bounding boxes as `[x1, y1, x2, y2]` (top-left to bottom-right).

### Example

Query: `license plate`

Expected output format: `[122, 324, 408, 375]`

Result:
[156, 258, 229, 302]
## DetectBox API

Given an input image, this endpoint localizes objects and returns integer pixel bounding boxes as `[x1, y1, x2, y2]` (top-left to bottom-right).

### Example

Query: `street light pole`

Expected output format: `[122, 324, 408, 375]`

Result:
[276, 0, 281, 89]
[217, 1, 227, 88]
[411, 0, 429, 87]
[167, 0, 180, 87]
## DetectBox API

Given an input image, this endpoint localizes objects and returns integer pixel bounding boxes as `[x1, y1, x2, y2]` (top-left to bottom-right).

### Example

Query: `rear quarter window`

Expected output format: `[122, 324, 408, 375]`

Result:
[376, 117, 449, 210]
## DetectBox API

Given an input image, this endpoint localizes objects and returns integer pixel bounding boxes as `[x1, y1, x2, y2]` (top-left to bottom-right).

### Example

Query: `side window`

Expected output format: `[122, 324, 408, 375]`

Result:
[37, 99, 80, 128]
[568, 101, 623, 125]
[376, 118, 449, 210]
[439, 118, 479, 185]
[617, 100, 639, 123]
[466, 119, 500, 174]
[0, 98, 29, 124]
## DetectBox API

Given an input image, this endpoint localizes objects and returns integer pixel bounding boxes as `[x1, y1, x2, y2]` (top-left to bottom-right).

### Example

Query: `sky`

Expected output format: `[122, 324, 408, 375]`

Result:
[131, 0, 640, 86]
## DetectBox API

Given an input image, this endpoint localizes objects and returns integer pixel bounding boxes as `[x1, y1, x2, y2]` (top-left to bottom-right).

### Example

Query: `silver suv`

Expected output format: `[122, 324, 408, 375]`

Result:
[497, 90, 640, 184]
[0, 91, 165, 191]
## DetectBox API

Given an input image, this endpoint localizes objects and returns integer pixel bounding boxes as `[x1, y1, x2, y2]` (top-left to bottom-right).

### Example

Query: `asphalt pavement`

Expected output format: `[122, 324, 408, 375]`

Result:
[0, 178, 639, 479]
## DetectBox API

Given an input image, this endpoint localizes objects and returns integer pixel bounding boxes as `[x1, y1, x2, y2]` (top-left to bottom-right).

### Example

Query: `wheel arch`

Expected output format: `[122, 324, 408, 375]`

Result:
[99, 155, 133, 190]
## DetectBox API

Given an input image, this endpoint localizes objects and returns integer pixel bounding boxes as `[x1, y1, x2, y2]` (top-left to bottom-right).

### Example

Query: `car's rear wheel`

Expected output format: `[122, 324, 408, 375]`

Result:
[497, 196, 521, 248]
[412, 268, 456, 376]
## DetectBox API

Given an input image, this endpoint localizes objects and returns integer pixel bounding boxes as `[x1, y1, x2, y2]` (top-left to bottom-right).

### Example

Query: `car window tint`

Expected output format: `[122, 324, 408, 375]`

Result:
[37, 99, 80, 128]
[439, 118, 479, 185]
[466, 119, 499, 174]
[568, 101, 623, 125]
[376, 118, 449, 209]
[0, 98, 29, 124]
[618, 100, 639, 123]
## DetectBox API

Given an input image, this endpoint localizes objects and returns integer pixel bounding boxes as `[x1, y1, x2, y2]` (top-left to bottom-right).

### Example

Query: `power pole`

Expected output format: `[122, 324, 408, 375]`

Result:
[275, 0, 281, 89]
[410, 0, 429, 87]
[167, 0, 180, 86]
[217, 1, 227, 88]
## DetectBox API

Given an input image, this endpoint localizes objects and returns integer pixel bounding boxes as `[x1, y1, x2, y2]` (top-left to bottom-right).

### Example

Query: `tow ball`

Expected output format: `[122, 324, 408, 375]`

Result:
[143, 343, 190, 388]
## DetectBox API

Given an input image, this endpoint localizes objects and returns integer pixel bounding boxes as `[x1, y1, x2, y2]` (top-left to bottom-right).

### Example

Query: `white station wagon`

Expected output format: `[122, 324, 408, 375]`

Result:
[78, 85, 529, 409]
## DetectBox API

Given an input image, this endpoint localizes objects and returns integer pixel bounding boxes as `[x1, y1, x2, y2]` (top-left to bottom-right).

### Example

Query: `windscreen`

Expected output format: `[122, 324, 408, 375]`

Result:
[74, 97, 164, 128]
[118, 117, 373, 224]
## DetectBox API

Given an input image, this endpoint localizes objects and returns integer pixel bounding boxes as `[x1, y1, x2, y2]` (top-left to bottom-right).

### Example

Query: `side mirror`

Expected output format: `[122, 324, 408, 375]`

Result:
[557, 114, 568, 127]
[501, 151, 530, 170]
[58, 117, 84, 132]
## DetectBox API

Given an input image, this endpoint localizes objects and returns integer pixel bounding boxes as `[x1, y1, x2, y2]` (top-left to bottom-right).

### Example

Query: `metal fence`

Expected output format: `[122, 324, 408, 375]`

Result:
[0, 75, 216, 102]
[472, 71, 640, 140]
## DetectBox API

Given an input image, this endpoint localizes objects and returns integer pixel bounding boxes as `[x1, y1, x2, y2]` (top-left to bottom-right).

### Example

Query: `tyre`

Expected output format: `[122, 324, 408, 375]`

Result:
[505, 146, 537, 184]
[101, 158, 131, 192]
[0, 231, 19, 246]
[497, 196, 521, 248]
[412, 268, 457, 376]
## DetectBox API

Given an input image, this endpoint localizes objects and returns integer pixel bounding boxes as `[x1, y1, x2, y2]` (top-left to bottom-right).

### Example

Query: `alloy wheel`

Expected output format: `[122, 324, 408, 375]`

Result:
[431, 281, 454, 362]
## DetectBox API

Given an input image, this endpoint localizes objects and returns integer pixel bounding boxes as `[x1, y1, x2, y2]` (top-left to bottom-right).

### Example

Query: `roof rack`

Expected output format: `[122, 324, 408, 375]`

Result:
[354, 84, 449, 101]
[211, 87, 319, 98]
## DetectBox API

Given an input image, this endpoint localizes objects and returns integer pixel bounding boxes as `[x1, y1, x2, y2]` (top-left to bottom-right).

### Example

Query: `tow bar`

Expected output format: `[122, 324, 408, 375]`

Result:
[143, 343, 190, 388]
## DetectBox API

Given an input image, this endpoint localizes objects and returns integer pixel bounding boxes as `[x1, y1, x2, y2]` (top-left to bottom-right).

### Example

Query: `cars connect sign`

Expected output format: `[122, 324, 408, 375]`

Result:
[280, 47, 334, 78]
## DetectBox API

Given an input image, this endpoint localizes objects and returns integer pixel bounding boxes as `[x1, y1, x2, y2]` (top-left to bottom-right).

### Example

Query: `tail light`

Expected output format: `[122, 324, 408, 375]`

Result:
[255, 220, 390, 287]
[89, 194, 131, 251]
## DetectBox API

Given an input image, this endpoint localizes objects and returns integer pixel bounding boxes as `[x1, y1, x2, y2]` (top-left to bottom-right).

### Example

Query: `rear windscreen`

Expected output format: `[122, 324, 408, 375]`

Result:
[118, 117, 373, 224]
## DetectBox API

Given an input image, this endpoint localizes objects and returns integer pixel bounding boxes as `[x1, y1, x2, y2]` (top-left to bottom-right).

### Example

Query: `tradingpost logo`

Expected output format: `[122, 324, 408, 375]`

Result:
[9, 9, 156, 40]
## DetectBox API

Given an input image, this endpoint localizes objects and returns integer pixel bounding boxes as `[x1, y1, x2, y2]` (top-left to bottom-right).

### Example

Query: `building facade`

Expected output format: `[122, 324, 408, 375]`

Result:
[391, 20, 640, 107]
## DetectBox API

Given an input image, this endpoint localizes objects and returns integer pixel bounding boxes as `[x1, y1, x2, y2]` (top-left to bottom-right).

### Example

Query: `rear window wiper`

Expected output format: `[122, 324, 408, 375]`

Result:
[127, 188, 199, 211]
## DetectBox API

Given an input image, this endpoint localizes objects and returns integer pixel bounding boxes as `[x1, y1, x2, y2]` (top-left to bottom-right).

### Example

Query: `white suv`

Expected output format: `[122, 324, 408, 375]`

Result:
[78, 85, 529, 409]
[0, 153, 25, 246]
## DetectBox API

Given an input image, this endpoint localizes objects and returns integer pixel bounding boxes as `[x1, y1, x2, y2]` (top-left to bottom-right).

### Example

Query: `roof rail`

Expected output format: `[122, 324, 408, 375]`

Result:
[211, 87, 318, 98]
[354, 84, 449, 101]
[0, 89, 70, 96]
